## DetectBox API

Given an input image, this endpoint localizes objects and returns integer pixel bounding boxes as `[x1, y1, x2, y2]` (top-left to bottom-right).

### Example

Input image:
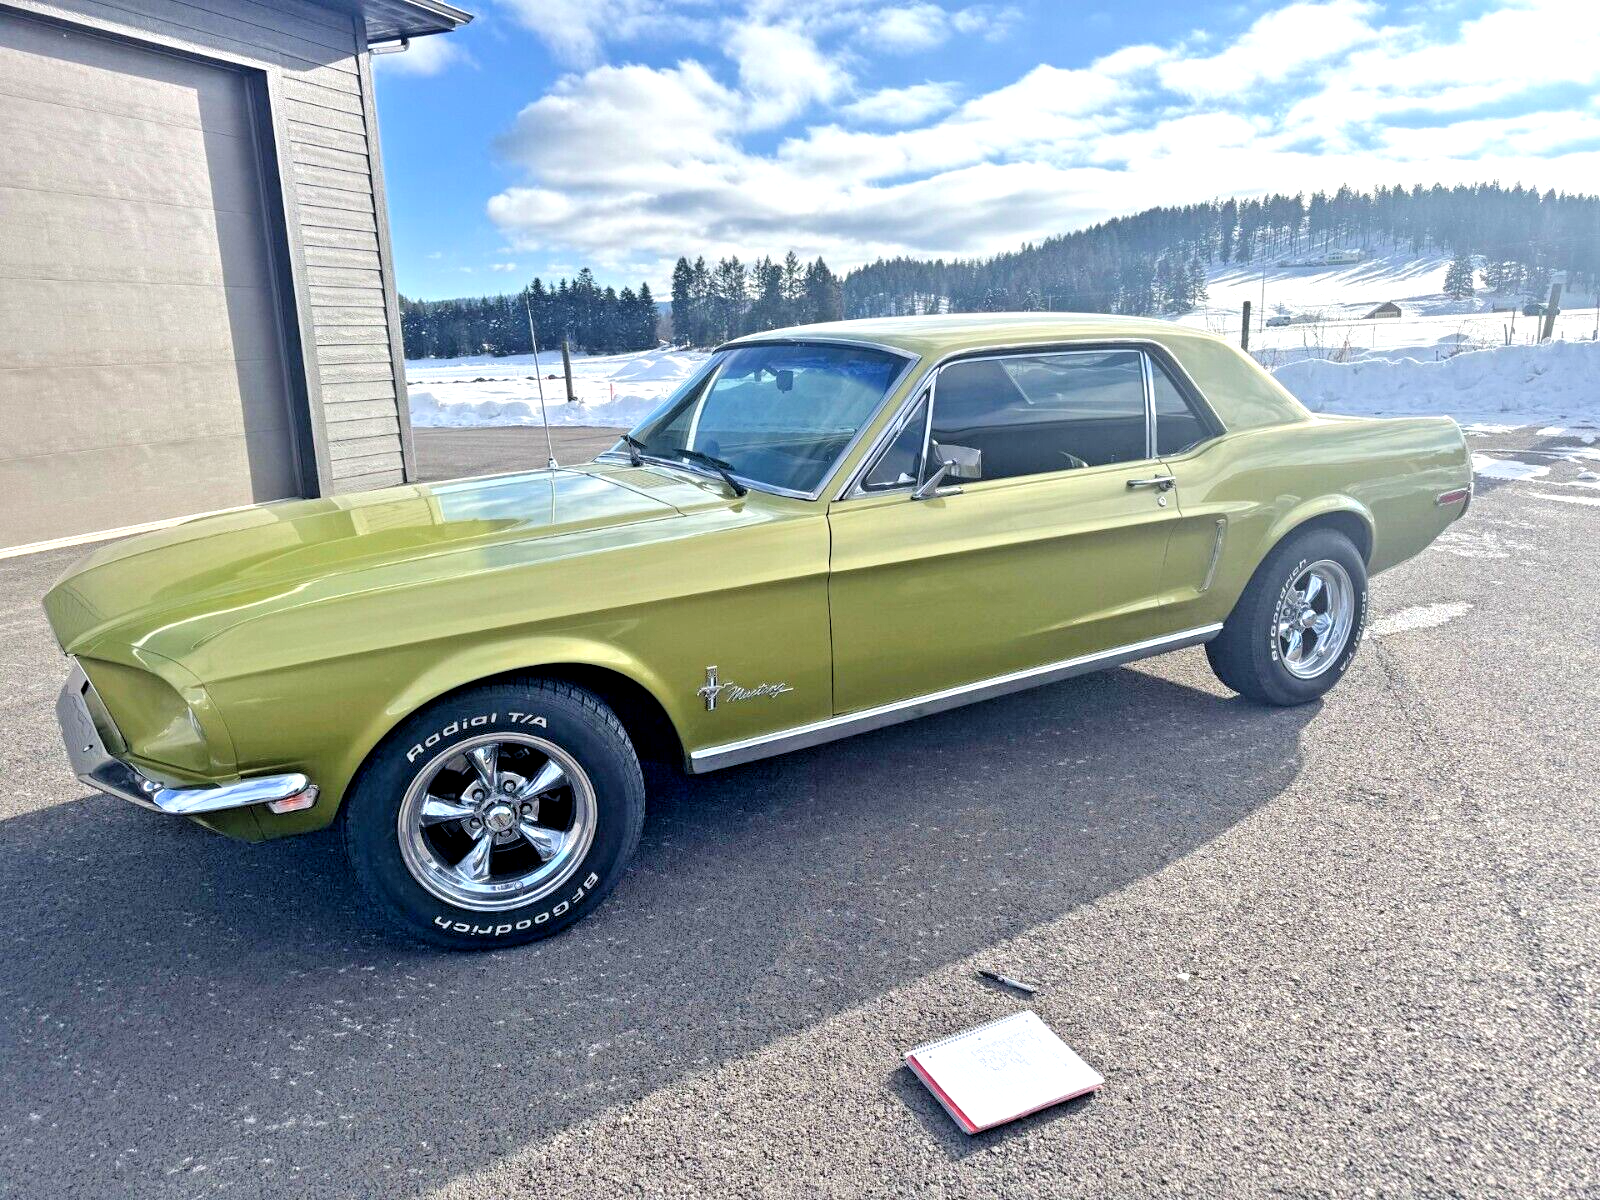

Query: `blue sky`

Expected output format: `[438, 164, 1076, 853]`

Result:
[373, 0, 1600, 299]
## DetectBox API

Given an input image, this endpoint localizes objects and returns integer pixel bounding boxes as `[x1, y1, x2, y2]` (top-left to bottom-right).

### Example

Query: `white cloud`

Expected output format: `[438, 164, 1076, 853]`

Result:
[871, 4, 948, 52]
[372, 34, 469, 76]
[949, 4, 1020, 41]
[490, 262, 520, 272]
[842, 81, 958, 125]
[494, 0, 706, 68]
[865, 2, 1018, 52]
[1158, 0, 1381, 99]
[485, 0, 1600, 284]
[726, 21, 849, 127]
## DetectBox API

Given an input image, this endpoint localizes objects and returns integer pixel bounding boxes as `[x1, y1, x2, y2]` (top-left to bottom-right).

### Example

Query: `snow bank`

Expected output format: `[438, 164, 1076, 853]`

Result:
[408, 390, 665, 429]
[405, 347, 709, 430]
[404, 328, 1600, 433]
[1273, 339, 1600, 425]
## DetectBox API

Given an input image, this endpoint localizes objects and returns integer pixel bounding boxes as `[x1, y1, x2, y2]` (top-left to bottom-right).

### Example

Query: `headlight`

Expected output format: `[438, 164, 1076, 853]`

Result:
[78, 658, 230, 778]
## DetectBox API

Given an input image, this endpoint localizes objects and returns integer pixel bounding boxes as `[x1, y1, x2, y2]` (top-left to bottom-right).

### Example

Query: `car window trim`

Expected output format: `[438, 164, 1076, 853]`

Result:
[843, 340, 1181, 499]
[1144, 343, 1225, 454]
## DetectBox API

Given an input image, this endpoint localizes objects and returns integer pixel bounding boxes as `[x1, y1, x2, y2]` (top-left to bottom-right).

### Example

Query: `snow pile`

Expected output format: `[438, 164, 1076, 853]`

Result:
[403, 314, 1599, 432]
[406, 347, 709, 429]
[1273, 338, 1600, 424]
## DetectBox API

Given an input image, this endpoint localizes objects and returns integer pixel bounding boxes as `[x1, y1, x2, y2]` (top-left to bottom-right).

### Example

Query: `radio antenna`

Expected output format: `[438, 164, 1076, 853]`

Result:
[525, 296, 557, 469]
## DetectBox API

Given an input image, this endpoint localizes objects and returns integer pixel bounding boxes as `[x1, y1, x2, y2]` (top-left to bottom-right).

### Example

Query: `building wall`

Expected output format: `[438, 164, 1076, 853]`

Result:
[4, 0, 413, 494]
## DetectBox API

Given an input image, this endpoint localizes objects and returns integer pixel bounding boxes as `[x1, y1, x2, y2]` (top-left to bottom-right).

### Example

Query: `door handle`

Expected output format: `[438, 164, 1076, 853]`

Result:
[1126, 475, 1175, 491]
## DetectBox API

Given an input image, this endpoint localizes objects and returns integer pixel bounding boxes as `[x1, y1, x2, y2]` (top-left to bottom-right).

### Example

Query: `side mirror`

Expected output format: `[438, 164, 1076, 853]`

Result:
[912, 444, 980, 500]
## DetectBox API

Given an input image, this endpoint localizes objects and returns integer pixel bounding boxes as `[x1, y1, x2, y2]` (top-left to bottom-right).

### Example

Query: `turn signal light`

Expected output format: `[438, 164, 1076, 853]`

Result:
[1435, 487, 1471, 506]
[266, 786, 319, 815]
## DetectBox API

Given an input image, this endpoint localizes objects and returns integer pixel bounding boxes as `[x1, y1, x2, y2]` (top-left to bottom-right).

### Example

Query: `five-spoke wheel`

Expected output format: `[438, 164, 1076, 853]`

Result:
[396, 733, 598, 912]
[1206, 527, 1369, 706]
[1273, 559, 1355, 679]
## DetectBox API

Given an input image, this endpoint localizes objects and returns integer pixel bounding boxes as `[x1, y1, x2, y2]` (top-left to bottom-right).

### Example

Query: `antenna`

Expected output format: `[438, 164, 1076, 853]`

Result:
[525, 297, 557, 469]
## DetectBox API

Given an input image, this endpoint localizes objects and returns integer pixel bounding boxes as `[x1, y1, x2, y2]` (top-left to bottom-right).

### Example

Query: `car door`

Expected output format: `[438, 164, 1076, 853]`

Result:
[827, 346, 1186, 715]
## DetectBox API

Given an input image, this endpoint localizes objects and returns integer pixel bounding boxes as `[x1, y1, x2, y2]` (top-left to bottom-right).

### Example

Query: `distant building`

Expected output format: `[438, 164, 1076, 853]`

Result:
[1365, 301, 1403, 319]
[1326, 249, 1365, 264]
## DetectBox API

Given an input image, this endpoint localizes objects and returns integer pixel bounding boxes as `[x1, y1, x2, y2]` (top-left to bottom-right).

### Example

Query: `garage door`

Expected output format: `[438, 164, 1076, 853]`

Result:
[0, 10, 302, 549]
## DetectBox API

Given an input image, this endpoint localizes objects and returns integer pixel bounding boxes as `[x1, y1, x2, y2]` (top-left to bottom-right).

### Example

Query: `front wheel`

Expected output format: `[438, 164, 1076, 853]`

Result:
[1206, 527, 1368, 706]
[343, 680, 645, 949]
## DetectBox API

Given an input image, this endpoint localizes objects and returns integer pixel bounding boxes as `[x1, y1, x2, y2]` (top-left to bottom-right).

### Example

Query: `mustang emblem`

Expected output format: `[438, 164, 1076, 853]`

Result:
[697, 666, 795, 712]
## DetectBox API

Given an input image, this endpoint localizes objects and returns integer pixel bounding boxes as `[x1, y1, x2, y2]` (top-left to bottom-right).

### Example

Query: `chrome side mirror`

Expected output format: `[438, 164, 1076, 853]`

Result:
[912, 442, 980, 500]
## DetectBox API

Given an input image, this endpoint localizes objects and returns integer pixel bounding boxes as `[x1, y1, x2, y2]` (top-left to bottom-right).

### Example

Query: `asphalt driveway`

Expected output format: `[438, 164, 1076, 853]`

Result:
[1, 425, 1596, 1198]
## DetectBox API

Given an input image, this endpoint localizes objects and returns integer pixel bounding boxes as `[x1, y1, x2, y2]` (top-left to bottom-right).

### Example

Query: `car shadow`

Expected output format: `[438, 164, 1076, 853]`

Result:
[0, 658, 1316, 1196]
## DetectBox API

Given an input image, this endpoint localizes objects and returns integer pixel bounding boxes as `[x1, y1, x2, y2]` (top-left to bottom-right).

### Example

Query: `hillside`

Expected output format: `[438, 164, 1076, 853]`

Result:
[841, 184, 1600, 326]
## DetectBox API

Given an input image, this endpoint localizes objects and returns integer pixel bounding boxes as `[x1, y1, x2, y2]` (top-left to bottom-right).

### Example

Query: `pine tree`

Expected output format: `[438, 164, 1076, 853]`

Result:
[1444, 251, 1476, 300]
[669, 258, 694, 347]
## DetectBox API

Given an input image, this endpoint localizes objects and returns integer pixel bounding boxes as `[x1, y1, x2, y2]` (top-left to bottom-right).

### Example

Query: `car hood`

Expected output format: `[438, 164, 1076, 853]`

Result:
[44, 464, 726, 659]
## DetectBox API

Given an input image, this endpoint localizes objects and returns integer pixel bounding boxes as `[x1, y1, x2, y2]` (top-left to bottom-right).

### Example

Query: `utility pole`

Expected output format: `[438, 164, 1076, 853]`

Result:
[560, 337, 577, 403]
[1539, 276, 1564, 342]
[1241, 300, 1252, 351]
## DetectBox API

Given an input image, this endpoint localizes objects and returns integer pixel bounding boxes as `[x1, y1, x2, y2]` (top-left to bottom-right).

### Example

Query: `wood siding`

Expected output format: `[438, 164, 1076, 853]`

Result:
[4, 0, 411, 495]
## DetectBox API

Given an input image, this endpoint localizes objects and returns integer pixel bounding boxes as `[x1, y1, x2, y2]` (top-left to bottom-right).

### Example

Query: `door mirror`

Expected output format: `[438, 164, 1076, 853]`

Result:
[938, 443, 982, 480]
[912, 444, 980, 500]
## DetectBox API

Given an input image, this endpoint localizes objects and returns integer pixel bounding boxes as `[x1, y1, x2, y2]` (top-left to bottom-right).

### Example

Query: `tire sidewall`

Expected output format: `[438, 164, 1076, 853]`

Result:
[1258, 533, 1368, 703]
[345, 685, 642, 948]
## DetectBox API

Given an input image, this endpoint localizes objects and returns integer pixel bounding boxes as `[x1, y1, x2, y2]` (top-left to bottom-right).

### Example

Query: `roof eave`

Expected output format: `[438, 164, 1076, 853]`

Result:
[319, 0, 473, 44]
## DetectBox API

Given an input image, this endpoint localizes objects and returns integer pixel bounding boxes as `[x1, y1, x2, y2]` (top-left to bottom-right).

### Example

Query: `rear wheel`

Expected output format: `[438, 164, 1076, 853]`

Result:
[1207, 528, 1368, 706]
[344, 680, 644, 949]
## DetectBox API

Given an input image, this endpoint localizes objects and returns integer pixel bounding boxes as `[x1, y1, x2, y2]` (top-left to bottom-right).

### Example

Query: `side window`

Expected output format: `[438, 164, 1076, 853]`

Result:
[861, 395, 928, 491]
[928, 350, 1148, 483]
[1151, 358, 1211, 456]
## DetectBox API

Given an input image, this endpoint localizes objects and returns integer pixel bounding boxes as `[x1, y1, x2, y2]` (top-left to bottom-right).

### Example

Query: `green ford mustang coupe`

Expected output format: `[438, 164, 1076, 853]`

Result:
[46, 314, 1471, 948]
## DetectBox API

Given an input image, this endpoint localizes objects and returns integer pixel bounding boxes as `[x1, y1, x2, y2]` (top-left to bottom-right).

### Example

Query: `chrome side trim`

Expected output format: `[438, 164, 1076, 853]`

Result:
[688, 622, 1224, 773]
[1201, 518, 1227, 592]
[55, 664, 315, 817]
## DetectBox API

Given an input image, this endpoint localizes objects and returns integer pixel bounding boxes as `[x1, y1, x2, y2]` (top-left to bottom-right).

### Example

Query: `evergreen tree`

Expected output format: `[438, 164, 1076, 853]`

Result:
[1444, 251, 1476, 300]
[669, 257, 694, 347]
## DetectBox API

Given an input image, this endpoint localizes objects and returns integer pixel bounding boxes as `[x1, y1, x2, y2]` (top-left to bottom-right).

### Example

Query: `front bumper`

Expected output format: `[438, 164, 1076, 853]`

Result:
[56, 663, 317, 816]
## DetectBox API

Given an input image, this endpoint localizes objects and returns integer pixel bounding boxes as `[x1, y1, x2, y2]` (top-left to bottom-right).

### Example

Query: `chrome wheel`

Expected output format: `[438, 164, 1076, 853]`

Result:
[397, 733, 597, 912]
[1274, 559, 1355, 679]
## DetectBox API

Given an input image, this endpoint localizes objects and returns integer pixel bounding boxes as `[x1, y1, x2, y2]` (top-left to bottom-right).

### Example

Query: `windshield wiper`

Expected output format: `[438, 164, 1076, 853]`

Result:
[618, 433, 646, 467]
[668, 448, 748, 498]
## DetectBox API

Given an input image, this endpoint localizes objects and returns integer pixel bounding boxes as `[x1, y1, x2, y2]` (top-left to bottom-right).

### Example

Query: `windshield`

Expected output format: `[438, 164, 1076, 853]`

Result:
[619, 342, 909, 495]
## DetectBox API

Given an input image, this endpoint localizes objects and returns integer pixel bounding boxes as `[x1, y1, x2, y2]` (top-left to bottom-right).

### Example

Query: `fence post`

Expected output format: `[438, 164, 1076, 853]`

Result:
[1241, 300, 1252, 352]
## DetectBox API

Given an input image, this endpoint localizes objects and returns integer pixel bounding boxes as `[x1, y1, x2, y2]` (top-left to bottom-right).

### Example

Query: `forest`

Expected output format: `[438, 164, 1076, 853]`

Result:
[842, 183, 1599, 318]
[399, 183, 1598, 359]
[398, 269, 659, 360]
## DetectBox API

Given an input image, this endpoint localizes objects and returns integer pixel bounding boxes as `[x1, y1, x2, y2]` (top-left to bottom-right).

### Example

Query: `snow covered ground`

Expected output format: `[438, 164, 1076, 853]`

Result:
[407, 348, 709, 430]
[405, 251, 1598, 435]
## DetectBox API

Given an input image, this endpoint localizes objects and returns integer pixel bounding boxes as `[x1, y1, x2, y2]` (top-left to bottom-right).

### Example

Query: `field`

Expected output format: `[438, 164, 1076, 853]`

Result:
[405, 253, 1600, 442]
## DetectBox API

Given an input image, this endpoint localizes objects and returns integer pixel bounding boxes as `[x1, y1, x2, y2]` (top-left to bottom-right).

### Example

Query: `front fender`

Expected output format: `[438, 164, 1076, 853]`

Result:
[234, 637, 687, 840]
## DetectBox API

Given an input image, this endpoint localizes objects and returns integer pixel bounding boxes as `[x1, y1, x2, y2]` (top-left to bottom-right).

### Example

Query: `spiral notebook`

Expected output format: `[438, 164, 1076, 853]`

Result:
[905, 1010, 1103, 1135]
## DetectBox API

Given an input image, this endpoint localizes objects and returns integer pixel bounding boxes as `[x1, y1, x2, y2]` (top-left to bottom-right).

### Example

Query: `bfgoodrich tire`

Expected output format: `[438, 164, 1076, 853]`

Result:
[343, 680, 644, 949]
[1206, 527, 1368, 706]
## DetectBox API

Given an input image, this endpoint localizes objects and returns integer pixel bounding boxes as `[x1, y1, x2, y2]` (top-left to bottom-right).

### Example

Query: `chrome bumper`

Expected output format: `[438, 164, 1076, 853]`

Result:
[55, 663, 316, 816]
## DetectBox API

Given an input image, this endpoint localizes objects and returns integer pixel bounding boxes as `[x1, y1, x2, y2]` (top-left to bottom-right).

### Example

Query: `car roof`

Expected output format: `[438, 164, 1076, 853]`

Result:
[721, 312, 1223, 360]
